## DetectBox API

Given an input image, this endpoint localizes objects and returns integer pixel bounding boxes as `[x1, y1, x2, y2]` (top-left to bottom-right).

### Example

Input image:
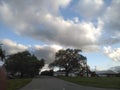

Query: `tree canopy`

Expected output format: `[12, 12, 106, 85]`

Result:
[5, 51, 45, 78]
[49, 49, 87, 76]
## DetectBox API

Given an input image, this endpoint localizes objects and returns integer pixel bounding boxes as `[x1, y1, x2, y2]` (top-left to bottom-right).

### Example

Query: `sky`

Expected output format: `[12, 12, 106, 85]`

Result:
[0, 0, 120, 71]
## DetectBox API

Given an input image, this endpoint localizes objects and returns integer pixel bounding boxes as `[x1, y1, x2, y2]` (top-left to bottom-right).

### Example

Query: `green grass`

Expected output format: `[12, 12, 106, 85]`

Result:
[58, 77, 120, 89]
[7, 78, 32, 90]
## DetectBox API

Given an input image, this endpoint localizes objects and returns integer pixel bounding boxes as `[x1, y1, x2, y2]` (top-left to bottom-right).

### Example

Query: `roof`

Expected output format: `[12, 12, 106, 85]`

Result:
[96, 70, 118, 75]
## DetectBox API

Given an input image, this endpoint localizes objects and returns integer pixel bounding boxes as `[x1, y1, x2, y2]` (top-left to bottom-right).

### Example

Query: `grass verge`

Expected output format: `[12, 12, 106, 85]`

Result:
[7, 78, 32, 90]
[58, 77, 120, 89]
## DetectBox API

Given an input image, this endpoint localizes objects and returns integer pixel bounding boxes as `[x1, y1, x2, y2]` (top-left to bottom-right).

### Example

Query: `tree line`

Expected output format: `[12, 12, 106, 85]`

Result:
[1, 44, 89, 78]
[5, 51, 45, 78]
[0, 45, 45, 78]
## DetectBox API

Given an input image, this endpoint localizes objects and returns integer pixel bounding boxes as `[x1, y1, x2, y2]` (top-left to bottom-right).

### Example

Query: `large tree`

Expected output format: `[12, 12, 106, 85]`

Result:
[5, 51, 45, 77]
[50, 49, 87, 76]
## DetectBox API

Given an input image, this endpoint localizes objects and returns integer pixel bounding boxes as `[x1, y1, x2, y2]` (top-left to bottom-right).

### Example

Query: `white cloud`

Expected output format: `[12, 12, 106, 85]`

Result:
[103, 46, 120, 62]
[104, 0, 120, 29]
[0, 38, 63, 63]
[0, 0, 102, 52]
[100, 0, 120, 45]
[40, 64, 50, 72]
[0, 0, 120, 66]
[33, 44, 63, 63]
[0, 2, 13, 23]
[74, 0, 104, 18]
[0, 39, 28, 55]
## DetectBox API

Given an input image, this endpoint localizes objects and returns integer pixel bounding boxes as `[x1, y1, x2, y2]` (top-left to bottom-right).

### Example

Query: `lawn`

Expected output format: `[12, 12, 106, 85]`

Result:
[7, 78, 32, 90]
[58, 77, 120, 89]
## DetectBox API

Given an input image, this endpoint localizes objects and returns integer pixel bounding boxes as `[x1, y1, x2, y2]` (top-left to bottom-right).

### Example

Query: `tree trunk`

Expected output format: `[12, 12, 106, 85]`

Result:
[65, 70, 69, 77]
[20, 73, 24, 78]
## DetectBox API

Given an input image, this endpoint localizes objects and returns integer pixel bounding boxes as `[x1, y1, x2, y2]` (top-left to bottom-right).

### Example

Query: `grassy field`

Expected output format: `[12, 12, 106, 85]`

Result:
[58, 77, 120, 89]
[7, 78, 32, 90]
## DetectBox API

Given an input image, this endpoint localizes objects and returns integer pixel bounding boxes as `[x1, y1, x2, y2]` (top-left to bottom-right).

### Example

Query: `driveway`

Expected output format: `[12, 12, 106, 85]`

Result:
[20, 76, 118, 90]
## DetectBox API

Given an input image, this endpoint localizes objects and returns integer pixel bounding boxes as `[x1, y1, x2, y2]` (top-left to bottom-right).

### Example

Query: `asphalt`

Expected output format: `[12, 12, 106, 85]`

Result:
[19, 76, 118, 90]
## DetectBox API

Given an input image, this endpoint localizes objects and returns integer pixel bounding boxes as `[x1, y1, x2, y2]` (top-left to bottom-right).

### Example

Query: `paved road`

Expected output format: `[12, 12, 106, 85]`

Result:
[20, 76, 118, 90]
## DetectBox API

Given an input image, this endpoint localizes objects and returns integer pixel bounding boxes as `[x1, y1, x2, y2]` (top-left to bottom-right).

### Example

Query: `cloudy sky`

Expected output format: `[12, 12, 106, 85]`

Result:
[0, 0, 120, 70]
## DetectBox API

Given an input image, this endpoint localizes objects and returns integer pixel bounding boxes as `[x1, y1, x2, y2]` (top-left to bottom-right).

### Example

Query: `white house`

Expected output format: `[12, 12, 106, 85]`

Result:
[54, 71, 78, 77]
[96, 70, 119, 77]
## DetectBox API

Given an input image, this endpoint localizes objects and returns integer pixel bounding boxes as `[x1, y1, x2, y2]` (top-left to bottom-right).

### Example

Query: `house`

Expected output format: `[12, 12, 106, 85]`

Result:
[53, 70, 78, 77]
[96, 70, 120, 77]
[54, 71, 65, 76]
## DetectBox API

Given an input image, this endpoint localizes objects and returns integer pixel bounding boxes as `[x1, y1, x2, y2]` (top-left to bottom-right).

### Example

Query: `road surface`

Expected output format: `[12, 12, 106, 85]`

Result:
[20, 76, 118, 90]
